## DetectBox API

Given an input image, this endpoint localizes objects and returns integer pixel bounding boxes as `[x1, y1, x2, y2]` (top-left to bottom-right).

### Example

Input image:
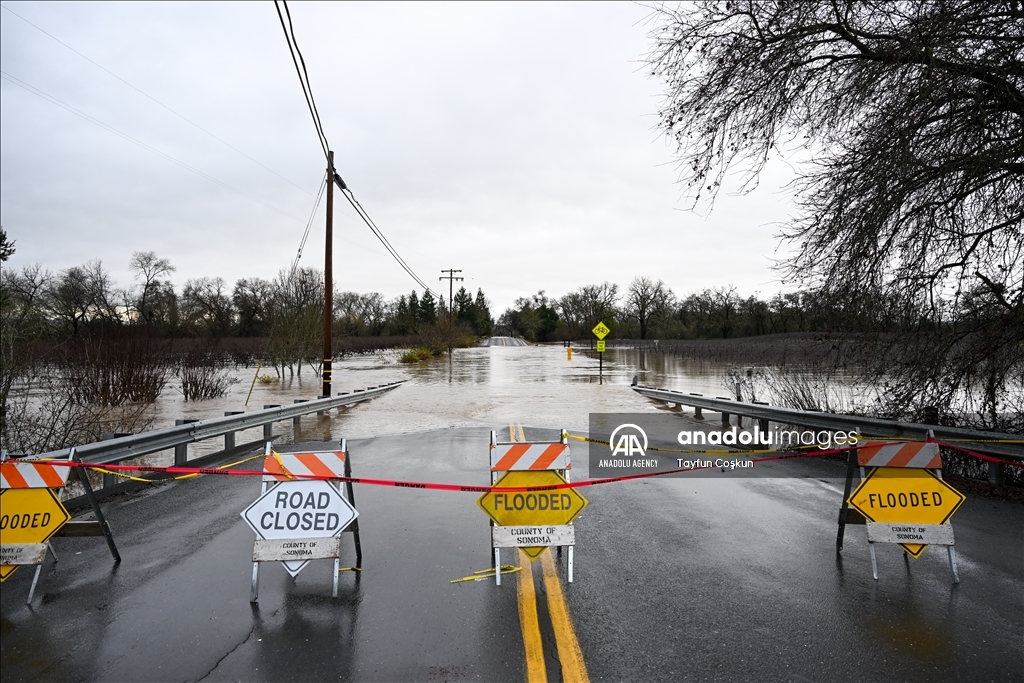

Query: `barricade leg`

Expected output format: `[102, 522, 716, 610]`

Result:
[948, 546, 960, 584]
[26, 565, 42, 605]
[494, 548, 501, 586]
[333, 558, 340, 597]
[836, 449, 857, 553]
[47, 544, 59, 563]
[568, 546, 574, 583]
[71, 450, 121, 563]
[250, 562, 260, 602]
[342, 440, 363, 569]
[869, 543, 879, 580]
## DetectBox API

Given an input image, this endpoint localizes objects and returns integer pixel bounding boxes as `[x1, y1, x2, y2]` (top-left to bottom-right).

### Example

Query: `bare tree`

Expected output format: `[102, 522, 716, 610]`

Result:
[1, 264, 51, 434]
[558, 283, 620, 338]
[43, 260, 118, 335]
[267, 267, 323, 377]
[129, 251, 176, 326]
[362, 293, 388, 336]
[181, 277, 234, 336]
[649, 1, 1023, 425]
[232, 277, 273, 337]
[625, 277, 673, 339]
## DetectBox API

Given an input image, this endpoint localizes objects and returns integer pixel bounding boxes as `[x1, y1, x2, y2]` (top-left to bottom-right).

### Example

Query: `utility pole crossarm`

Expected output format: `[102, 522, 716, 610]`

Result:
[439, 269, 464, 355]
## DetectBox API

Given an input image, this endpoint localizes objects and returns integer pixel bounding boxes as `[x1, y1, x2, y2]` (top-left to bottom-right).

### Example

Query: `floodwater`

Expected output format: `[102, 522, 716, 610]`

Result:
[143, 344, 739, 462]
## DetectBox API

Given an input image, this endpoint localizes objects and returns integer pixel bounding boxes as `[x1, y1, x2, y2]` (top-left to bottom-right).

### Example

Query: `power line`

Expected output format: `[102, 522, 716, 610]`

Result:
[290, 172, 328, 275]
[1, 70, 307, 224]
[338, 178, 437, 296]
[273, 1, 436, 297]
[274, 0, 329, 159]
[0, 3, 314, 198]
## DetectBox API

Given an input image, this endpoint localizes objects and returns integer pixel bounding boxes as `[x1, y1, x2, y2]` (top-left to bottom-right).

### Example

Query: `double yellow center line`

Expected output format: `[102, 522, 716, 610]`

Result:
[510, 423, 589, 683]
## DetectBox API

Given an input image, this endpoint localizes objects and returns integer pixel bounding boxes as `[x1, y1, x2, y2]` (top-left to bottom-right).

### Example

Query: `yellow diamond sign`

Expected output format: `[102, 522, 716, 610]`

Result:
[847, 468, 965, 558]
[591, 321, 610, 340]
[477, 470, 588, 560]
[0, 488, 72, 581]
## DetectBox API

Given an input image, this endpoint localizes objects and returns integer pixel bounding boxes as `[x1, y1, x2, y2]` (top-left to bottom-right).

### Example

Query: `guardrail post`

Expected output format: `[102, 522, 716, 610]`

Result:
[293, 399, 308, 426]
[989, 462, 1005, 485]
[101, 432, 131, 488]
[174, 420, 197, 466]
[317, 397, 326, 415]
[752, 401, 770, 448]
[717, 398, 732, 427]
[263, 405, 280, 440]
[224, 411, 243, 449]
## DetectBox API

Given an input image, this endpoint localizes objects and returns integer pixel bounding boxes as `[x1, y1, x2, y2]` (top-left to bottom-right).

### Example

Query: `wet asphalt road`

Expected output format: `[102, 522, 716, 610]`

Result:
[2, 423, 1022, 682]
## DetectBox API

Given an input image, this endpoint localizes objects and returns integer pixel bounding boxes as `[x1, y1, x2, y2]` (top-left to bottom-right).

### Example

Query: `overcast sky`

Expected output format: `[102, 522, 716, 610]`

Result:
[1, 1, 802, 314]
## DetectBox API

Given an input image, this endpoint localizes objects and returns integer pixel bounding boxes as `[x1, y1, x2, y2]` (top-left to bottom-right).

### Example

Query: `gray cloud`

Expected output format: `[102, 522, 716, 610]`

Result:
[1, 1, 799, 313]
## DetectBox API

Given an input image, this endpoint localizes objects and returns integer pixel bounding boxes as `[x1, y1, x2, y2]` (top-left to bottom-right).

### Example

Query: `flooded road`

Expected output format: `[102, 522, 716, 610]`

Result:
[150, 344, 738, 461]
[2, 423, 1021, 682]
[3, 342, 1021, 682]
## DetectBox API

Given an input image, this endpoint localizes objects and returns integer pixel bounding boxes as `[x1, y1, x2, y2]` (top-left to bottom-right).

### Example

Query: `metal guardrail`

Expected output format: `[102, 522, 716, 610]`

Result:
[632, 384, 1023, 460]
[33, 381, 405, 465]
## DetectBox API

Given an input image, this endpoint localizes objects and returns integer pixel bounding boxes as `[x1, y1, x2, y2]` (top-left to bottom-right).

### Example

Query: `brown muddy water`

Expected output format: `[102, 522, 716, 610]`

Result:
[130, 344, 737, 465]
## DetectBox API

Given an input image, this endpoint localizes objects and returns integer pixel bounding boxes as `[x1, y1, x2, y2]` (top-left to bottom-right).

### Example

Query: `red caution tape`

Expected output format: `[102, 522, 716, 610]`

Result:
[31, 439, 1022, 495]
[936, 441, 1024, 467]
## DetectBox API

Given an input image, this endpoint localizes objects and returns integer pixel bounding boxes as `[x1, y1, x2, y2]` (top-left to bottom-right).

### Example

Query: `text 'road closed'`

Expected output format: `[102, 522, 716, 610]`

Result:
[259, 490, 342, 532]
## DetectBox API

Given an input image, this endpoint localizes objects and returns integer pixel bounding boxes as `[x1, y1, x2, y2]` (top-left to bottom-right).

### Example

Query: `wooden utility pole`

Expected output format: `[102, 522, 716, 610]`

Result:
[439, 269, 463, 355]
[323, 151, 334, 399]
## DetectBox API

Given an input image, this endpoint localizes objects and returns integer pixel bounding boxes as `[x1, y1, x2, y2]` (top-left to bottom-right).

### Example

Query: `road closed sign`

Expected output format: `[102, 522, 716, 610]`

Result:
[242, 480, 357, 576]
[848, 467, 965, 558]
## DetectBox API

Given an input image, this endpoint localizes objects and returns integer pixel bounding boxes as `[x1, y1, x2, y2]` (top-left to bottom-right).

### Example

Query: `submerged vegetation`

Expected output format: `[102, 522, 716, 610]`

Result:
[0, 246, 496, 454]
[399, 347, 438, 364]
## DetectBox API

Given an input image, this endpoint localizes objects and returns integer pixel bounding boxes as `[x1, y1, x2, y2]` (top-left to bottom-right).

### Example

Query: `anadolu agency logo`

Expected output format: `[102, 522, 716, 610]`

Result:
[599, 424, 658, 468]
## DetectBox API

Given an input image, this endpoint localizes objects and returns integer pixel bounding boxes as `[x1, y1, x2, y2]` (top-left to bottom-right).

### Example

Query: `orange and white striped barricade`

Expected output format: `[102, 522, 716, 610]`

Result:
[479, 430, 585, 585]
[241, 440, 361, 602]
[837, 436, 964, 583]
[3, 451, 74, 603]
[0, 448, 117, 604]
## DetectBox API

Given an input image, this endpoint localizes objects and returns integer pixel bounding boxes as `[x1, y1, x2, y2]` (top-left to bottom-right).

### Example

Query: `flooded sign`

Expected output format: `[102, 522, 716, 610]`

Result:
[0, 488, 71, 581]
[848, 467, 964, 558]
[477, 470, 587, 559]
[241, 479, 358, 576]
[591, 321, 610, 339]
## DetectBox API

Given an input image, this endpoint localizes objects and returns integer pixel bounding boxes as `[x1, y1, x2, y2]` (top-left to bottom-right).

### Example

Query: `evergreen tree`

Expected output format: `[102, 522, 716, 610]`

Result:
[408, 290, 420, 325]
[454, 286, 473, 324]
[419, 290, 437, 324]
[472, 288, 493, 335]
